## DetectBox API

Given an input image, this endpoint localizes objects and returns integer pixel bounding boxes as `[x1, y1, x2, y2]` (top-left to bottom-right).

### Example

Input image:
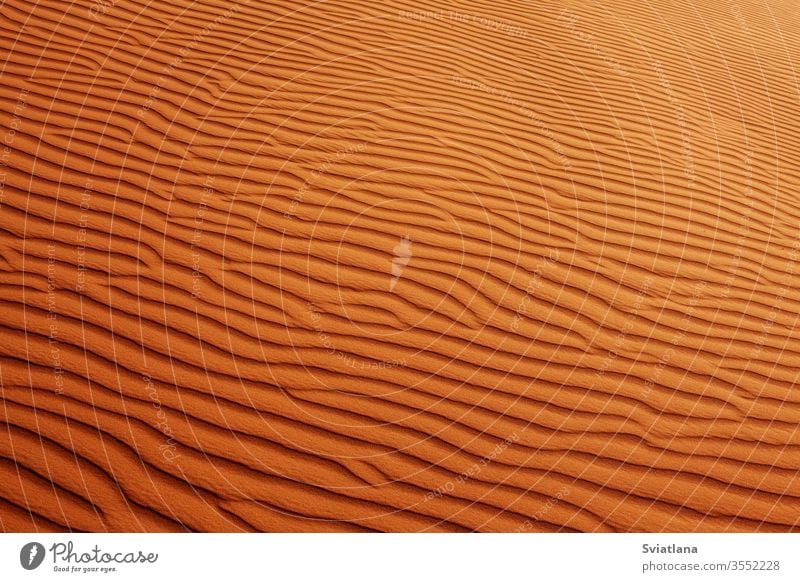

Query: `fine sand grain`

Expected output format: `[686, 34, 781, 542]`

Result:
[1, 0, 799, 532]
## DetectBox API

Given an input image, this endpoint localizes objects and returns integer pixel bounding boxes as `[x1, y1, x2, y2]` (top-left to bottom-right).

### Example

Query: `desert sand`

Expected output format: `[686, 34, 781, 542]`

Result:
[1, 0, 799, 532]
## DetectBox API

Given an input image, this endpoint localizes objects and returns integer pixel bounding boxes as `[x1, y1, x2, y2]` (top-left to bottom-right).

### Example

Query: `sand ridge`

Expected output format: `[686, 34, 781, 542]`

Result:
[1, 0, 799, 531]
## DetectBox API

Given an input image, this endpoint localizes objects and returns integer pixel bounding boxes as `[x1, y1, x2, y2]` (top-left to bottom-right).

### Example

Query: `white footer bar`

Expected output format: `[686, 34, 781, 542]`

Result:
[0, 533, 795, 581]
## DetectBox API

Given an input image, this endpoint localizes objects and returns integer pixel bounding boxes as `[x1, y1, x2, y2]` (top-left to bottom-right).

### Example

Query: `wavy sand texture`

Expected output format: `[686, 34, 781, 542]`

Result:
[1, 0, 800, 532]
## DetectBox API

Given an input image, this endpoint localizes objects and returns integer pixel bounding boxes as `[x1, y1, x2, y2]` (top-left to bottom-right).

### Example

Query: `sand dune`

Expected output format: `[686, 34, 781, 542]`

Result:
[1, 0, 800, 532]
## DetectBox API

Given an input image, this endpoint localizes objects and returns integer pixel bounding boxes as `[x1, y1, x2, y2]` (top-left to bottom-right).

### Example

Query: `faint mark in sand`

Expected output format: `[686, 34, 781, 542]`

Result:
[75, 178, 94, 294]
[424, 433, 519, 501]
[143, 373, 181, 465]
[398, 9, 527, 38]
[558, 8, 628, 77]
[88, 0, 116, 20]
[644, 280, 706, 397]
[514, 486, 570, 531]
[0, 86, 28, 210]
[452, 76, 571, 170]
[510, 248, 560, 332]
[389, 234, 412, 292]
[283, 141, 367, 220]
[748, 234, 800, 362]
[136, 1, 248, 119]
[306, 302, 406, 369]
[190, 176, 215, 300]
[46, 243, 65, 395]
[731, 4, 751, 35]
[653, 61, 696, 190]
[582, 274, 651, 397]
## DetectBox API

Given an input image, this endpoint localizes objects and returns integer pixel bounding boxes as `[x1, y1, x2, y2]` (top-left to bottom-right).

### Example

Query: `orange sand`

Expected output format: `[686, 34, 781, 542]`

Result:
[1, 0, 799, 532]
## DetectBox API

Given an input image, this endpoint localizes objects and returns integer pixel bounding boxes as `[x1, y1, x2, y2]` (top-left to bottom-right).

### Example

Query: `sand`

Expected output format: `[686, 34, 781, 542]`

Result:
[1, 0, 799, 532]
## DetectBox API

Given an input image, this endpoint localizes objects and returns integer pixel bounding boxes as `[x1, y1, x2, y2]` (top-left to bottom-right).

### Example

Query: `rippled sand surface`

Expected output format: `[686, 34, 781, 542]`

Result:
[1, 0, 799, 531]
